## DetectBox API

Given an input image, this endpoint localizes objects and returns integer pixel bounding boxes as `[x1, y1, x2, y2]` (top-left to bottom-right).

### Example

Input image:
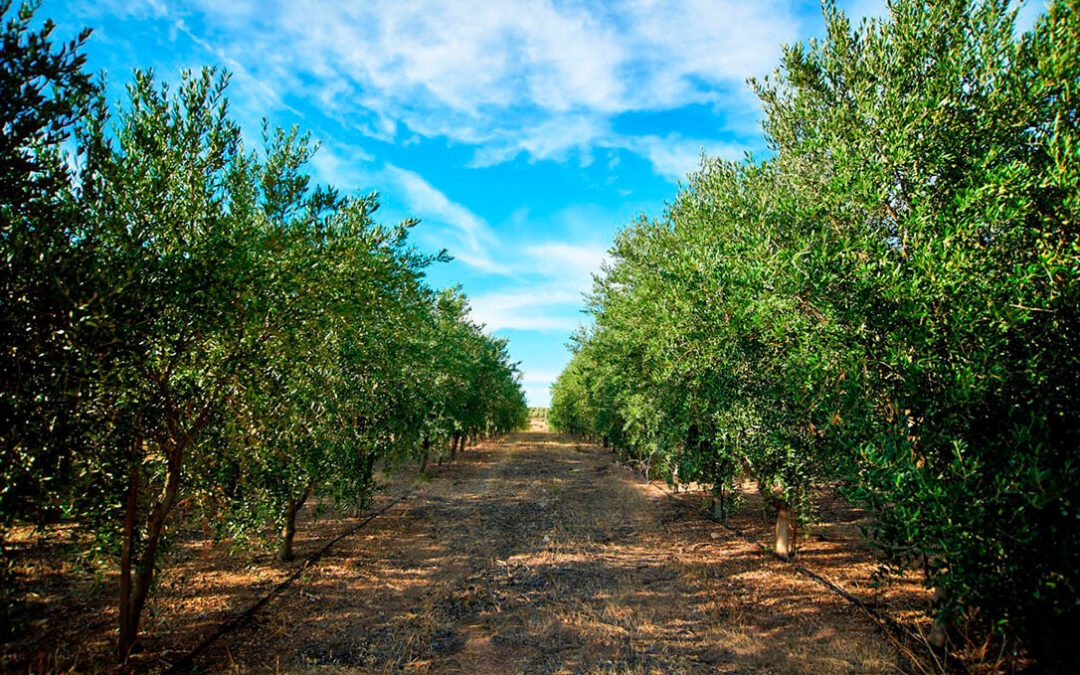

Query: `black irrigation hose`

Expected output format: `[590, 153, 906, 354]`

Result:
[644, 473, 955, 673]
[629, 464, 921, 648]
[163, 489, 415, 674]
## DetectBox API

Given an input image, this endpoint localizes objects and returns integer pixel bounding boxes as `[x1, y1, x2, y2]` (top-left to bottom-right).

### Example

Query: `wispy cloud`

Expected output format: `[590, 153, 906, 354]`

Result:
[382, 165, 507, 274]
[521, 242, 608, 273]
[628, 134, 751, 182]
[309, 140, 375, 191]
[469, 289, 582, 332]
[92, 0, 798, 180]
[520, 368, 562, 385]
[468, 240, 607, 332]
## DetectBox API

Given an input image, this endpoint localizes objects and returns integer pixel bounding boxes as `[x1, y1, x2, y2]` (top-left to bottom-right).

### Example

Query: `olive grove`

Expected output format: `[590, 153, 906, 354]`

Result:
[552, 0, 1079, 667]
[0, 1, 527, 658]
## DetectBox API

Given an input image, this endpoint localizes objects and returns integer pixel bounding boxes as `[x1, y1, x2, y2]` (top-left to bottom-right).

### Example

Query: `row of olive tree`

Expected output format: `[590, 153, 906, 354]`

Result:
[551, 0, 1078, 668]
[0, 1, 527, 659]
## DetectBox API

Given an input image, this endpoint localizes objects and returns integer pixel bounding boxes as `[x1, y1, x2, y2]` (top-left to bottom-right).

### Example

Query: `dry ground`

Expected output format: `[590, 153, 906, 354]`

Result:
[192, 426, 915, 674]
[5, 423, 932, 674]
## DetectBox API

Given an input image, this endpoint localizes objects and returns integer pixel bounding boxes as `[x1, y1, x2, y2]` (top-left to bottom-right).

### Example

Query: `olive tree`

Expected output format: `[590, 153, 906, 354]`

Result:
[754, 0, 1080, 657]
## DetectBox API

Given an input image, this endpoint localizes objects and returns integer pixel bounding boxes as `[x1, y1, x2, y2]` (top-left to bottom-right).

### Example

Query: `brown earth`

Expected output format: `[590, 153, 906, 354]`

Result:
[189, 425, 921, 674]
[6, 422, 936, 674]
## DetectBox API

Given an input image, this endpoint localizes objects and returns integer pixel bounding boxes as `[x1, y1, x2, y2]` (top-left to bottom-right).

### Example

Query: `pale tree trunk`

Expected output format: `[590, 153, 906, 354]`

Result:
[774, 503, 796, 560]
[278, 486, 312, 562]
[711, 487, 726, 520]
[928, 582, 949, 648]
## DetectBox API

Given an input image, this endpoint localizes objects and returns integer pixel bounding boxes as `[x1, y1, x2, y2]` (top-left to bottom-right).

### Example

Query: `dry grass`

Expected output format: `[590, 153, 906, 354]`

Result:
[6, 424, 931, 674]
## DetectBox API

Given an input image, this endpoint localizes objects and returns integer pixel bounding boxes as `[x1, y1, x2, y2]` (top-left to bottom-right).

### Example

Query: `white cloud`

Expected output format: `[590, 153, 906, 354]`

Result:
[520, 242, 609, 288]
[381, 165, 507, 274]
[521, 242, 608, 273]
[119, 0, 799, 179]
[309, 140, 375, 191]
[520, 369, 562, 385]
[469, 288, 581, 332]
[468, 240, 607, 332]
[523, 385, 553, 407]
[626, 135, 736, 182]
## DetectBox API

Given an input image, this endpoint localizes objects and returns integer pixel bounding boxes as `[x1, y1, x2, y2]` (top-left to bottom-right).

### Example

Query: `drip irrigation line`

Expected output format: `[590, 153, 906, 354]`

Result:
[163, 489, 415, 674]
[625, 461, 930, 655]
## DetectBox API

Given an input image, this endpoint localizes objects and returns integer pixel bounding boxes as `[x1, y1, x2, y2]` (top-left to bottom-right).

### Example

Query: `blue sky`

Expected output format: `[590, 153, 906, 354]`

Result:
[49, 0, 1046, 406]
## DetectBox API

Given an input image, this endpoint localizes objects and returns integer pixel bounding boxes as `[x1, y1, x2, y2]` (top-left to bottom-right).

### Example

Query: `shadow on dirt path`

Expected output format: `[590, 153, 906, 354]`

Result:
[200, 430, 906, 674]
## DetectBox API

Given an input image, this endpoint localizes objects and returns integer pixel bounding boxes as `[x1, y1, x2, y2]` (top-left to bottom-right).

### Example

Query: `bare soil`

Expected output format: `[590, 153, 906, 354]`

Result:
[5, 423, 934, 674]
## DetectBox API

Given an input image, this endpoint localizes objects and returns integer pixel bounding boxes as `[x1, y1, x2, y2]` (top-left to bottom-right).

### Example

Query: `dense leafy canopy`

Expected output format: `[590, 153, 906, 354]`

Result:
[552, 0, 1079, 666]
[0, 1, 527, 657]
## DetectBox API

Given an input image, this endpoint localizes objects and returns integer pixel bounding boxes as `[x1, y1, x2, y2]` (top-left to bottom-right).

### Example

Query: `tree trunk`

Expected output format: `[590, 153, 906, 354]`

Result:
[362, 448, 376, 485]
[117, 455, 139, 660]
[278, 486, 312, 562]
[711, 487, 725, 520]
[419, 435, 431, 476]
[450, 435, 459, 461]
[928, 585, 949, 648]
[775, 503, 796, 560]
[119, 446, 182, 660]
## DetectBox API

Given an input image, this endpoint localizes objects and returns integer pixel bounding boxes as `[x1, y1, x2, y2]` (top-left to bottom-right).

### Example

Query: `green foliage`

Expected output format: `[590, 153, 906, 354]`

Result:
[0, 0, 96, 524]
[0, 2, 527, 655]
[1, 0, 97, 627]
[553, 0, 1079, 666]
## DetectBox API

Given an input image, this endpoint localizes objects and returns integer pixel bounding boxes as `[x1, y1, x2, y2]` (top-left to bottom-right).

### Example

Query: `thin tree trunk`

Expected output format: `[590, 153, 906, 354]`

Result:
[120, 446, 182, 659]
[117, 454, 140, 660]
[928, 584, 949, 648]
[278, 486, 312, 562]
[362, 448, 376, 485]
[419, 435, 431, 476]
[775, 503, 796, 560]
[711, 486, 725, 520]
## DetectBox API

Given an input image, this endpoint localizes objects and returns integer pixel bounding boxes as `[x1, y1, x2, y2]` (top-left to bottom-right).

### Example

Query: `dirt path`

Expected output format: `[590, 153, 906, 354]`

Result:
[199, 429, 906, 674]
